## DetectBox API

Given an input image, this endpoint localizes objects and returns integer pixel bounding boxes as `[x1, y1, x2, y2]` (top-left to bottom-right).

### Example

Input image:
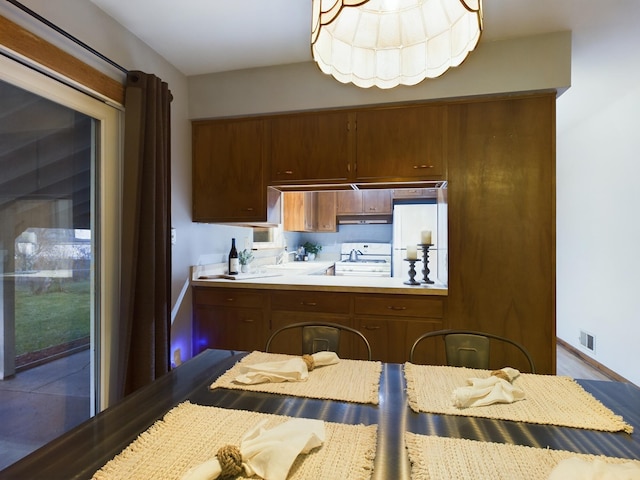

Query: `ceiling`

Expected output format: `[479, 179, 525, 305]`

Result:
[88, 0, 603, 77]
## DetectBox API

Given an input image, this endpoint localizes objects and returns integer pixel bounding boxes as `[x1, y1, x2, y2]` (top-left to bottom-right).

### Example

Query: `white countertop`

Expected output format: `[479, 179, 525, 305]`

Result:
[191, 262, 447, 296]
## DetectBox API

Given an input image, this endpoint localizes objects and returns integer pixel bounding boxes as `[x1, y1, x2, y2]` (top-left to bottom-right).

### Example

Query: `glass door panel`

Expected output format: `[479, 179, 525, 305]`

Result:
[0, 76, 96, 468]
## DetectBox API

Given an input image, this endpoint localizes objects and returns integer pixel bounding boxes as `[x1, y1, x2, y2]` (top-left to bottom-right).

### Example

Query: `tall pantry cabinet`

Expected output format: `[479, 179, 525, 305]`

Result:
[446, 92, 556, 374]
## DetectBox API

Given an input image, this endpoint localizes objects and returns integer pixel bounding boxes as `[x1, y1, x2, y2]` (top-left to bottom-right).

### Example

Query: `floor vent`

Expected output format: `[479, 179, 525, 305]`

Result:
[579, 330, 595, 352]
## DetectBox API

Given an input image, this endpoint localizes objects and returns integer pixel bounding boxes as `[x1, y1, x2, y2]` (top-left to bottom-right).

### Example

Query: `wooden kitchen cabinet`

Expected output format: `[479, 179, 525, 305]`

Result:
[446, 92, 555, 374]
[268, 290, 354, 358]
[315, 191, 337, 232]
[192, 118, 273, 223]
[284, 191, 337, 232]
[270, 290, 351, 315]
[192, 287, 267, 355]
[283, 191, 316, 231]
[192, 285, 447, 363]
[269, 110, 353, 185]
[354, 104, 447, 183]
[336, 189, 392, 215]
[354, 294, 445, 363]
[392, 187, 439, 200]
[190, 93, 555, 372]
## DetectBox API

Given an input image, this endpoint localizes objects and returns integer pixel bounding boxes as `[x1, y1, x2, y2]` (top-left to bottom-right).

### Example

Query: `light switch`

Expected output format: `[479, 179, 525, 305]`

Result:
[171, 227, 176, 245]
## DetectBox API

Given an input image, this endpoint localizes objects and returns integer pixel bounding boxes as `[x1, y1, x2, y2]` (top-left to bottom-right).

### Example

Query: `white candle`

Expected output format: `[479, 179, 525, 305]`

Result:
[421, 230, 432, 245]
[406, 245, 418, 260]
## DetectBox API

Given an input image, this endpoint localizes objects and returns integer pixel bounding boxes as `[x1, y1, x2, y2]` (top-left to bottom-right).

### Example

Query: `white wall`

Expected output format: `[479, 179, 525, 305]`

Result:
[556, 3, 640, 385]
[189, 31, 571, 119]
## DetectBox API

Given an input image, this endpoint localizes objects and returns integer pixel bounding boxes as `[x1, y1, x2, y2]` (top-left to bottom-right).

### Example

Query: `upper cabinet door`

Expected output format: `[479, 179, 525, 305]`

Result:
[355, 104, 446, 182]
[269, 111, 354, 185]
[336, 190, 392, 215]
[192, 118, 267, 222]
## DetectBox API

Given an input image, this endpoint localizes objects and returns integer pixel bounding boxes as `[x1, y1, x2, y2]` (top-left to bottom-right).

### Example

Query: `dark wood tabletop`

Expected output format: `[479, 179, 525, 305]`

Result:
[2, 349, 639, 479]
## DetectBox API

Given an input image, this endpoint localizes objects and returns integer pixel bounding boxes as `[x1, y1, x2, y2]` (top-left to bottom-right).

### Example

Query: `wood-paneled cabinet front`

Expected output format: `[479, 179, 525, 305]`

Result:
[192, 288, 267, 355]
[269, 111, 353, 185]
[283, 191, 337, 232]
[354, 294, 446, 363]
[192, 286, 447, 363]
[268, 290, 354, 358]
[446, 92, 555, 374]
[283, 191, 316, 232]
[336, 190, 392, 215]
[315, 191, 337, 232]
[193, 305, 265, 355]
[192, 118, 269, 222]
[355, 104, 447, 183]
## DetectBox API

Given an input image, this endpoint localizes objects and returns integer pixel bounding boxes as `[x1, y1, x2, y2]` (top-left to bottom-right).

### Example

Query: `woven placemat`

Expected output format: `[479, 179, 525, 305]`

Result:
[210, 351, 382, 405]
[405, 433, 640, 480]
[92, 402, 377, 480]
[404, 364, 632, 433]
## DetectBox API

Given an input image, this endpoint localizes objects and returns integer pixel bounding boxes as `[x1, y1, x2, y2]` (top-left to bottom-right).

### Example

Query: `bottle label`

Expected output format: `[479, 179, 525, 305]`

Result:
[229, 258, 239, 274]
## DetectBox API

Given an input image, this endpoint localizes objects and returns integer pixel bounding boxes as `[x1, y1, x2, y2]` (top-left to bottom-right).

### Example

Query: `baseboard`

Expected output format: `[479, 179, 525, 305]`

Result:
[557, 337, 630, 384]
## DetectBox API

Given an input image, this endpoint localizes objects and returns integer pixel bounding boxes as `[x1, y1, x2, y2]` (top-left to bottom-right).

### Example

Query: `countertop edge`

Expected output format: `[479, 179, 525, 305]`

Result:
[190, 278, 448, 296]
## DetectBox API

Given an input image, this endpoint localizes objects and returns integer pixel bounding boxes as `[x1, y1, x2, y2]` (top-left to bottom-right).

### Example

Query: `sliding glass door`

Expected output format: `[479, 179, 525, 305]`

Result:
[0, 54, 120, 468]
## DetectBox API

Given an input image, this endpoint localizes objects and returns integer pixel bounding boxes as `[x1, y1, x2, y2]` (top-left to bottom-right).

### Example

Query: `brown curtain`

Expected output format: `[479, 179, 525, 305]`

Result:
[118, 71, 172, 399]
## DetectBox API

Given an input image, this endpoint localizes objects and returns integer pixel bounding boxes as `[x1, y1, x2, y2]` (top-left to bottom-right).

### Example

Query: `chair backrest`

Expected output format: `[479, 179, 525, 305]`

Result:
[444, 333, 490, 369]
[302, 325, 341, 354]
[410, 329, 536, 373]
[265, 321, 372, 361]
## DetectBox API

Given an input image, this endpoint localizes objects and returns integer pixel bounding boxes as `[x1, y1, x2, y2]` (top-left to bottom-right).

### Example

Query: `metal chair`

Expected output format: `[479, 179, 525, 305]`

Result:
[265, 321, 372, 361]
[409, 329, 536, 373]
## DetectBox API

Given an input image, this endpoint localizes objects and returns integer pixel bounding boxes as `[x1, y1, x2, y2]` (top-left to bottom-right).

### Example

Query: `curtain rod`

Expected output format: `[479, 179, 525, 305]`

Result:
[7, 0, 129, 75]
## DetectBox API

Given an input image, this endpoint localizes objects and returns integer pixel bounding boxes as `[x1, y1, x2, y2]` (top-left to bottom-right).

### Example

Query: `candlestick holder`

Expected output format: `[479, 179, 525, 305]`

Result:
[404, 259, 420, 285]
[418, 243, 435, 284]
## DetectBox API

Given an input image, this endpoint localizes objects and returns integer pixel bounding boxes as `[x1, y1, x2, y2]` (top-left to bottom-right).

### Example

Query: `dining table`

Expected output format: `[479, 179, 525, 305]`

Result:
[2, 349, 639, 479]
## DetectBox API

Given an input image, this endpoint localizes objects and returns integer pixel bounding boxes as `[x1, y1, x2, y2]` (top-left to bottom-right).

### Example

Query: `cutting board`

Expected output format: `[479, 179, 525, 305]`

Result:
[198, 272, 282, 280]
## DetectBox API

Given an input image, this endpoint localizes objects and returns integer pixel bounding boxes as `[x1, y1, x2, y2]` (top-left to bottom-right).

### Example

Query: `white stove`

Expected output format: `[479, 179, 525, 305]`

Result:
[334, 243, 392, 277]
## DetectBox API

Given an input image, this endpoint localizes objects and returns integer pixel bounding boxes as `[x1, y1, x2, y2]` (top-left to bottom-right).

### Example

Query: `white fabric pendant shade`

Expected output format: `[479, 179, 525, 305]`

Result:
[311, 0, 483, 89]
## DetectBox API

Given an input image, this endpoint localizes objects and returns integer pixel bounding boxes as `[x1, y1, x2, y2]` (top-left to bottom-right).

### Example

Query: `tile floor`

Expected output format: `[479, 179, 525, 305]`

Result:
[0, 343, 616, 471]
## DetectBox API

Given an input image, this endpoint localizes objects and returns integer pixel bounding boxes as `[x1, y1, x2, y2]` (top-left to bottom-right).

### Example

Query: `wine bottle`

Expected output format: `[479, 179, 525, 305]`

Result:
[228, 238, 239, 275]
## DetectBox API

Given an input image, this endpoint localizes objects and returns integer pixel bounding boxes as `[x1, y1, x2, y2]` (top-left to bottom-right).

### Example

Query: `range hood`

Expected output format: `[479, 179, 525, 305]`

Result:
[337, 214, 392, 225]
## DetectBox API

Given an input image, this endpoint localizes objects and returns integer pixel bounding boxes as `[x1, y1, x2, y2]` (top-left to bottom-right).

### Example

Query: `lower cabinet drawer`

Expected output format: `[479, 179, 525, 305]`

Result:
[354, 295, 444, 319]
[193, 287, 267, 308]
[271, 291, 351, 314]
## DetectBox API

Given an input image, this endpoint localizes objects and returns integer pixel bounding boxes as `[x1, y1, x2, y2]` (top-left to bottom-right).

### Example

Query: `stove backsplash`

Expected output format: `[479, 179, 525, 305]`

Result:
[283, 223, 392, 262]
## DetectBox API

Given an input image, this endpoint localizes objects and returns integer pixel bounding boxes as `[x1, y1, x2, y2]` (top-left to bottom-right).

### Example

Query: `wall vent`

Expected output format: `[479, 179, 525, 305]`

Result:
[579, 330, 595, 352]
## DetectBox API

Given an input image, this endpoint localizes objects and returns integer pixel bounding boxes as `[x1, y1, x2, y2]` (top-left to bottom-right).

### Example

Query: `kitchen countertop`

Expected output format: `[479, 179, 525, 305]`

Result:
[191, 262, 447, 296]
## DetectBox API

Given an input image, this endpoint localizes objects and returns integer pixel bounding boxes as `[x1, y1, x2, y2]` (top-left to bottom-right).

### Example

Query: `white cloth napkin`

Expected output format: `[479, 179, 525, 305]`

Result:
[452, 367, 525, 408]
[234, 351, 340, 385]
[548, 457, 640, 480]
[181, 418, 325, 480]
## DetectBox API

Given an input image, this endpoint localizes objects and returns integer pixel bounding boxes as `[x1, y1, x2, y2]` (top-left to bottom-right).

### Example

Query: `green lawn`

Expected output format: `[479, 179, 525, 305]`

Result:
[14, 280, 91, 356]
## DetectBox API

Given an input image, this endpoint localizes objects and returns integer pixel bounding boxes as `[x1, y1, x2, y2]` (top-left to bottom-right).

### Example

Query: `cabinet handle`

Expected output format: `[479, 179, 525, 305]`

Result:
[300, 301, 317, 307]
[277, 170, 294, 175]
[412, 164, 434, 169]
[241, 207, 254, 212]
[364, 325, 381, 330]
[387, 305, 407, 311]
[226, 298, 236, 302]
[242, 318, 255, 323]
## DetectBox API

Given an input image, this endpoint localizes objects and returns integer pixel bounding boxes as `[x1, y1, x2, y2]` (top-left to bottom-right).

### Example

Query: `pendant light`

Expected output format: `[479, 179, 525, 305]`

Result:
[311, 0, 483, 89]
